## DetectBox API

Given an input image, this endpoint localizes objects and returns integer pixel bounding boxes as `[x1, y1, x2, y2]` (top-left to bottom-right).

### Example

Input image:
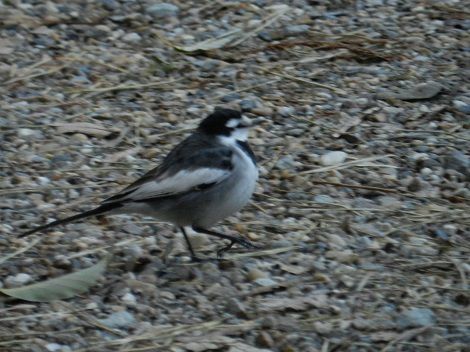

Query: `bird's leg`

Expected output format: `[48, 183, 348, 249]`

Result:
[180, 227, 203, 262]
[192, 226, 259, 257]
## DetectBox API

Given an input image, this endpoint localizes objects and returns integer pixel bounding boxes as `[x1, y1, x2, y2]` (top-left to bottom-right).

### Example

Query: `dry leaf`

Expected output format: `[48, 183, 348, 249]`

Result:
[258, 294, 328, 312]
[53, 122, 119, 138]
[279, 263, 308, 275]
[0, 255, 109, 302]
[176, 29, 243, 52]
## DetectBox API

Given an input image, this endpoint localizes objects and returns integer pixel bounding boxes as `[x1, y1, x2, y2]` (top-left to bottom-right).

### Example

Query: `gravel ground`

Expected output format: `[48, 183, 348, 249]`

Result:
[1, 1, 469, 351]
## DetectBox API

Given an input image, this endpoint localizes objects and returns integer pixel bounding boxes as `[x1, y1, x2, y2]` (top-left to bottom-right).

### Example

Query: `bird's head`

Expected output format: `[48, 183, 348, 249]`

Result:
[198, 108, 262, 142]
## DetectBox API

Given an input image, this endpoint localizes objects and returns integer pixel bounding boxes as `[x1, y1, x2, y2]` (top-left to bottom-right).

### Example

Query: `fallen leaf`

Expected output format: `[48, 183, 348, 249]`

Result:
[53, 122, 119, 138]
[176, 29, 243, 52]
[0, 255, 109, 302]
[258, 294, 328, 312]
[279, 263, 308, 275]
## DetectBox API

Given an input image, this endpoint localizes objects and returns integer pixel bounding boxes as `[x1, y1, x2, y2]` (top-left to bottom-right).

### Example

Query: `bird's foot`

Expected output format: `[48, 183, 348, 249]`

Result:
[217, 237, 260, 258]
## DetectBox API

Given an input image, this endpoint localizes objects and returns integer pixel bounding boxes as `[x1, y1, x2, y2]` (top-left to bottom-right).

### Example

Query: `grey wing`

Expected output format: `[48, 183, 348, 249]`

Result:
[102, 135, 233, 204]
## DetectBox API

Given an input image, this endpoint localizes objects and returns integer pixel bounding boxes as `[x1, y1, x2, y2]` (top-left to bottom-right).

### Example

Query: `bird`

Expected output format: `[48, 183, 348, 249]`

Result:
[19, 108, 262, 261]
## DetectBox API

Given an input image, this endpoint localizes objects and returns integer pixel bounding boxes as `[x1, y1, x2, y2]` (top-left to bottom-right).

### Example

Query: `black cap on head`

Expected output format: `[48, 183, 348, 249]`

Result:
[198, 108, 242, 136]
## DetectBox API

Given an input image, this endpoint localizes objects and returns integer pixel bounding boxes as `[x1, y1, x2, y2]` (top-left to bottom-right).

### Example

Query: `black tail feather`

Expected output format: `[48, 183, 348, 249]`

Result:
[19, 202, 122, 238]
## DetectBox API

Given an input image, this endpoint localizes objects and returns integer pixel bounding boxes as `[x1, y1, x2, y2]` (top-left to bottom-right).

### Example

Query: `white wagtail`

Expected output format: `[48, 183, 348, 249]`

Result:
[20, 108, 261, 260]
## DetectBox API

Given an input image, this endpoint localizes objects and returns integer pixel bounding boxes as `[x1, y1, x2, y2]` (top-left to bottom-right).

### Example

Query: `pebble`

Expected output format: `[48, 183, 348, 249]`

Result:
[247, 268, 268, 281]
[285, 24, 310, 36]
[275, 155, 299, 170]
[444, 151, 469, 174]
[98, 310, 136, 329]
[251, 106, 273, 116]
[320, 151, 348, 166]
[313, 194, 334, 204]
[122, 292, 137, 305]
[100, 0, 119, 11]
[398, 81, 443, 101]
[277, 106, 295, 117]
[397, 308, 436, 329]
[122, 223, 144, 236]
[46, 343, 70, 352]
[225, 297, 248, 318]
[254, 278, 277, 286]
[453, 100, 470, 114]
[5, 273, 33, 287]
[122, 32, 142, 43]
[221, 93, 241, 102]
[239, 99, 258, 112]
[146, 3, 179, 18]
[18, 128, 39, 137]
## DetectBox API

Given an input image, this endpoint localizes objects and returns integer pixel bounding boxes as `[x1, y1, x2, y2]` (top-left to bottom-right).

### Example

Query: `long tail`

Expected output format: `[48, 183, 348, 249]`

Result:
[19, 202, 122, 238]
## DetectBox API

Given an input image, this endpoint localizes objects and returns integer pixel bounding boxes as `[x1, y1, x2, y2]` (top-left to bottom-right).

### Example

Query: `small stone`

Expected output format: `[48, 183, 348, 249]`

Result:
[313, 321, 333, 334]
[254, 278, 277, 286]
[382, 81, 443, 101]
[325, 249, 358, 264]
[100, 0, 119, 11]
[256, 331, 275, 348]
[72, 133, 88, 142]
[251, 106, 273, 116]
[275, 155, 299, 170]
[285, 24, 310, 36]
[313, 194, 334, 204]
[240, 99, 258, 112]
[453, 100, 470, 114]
[420, 167, 433, 176]
[320, 151, 348, 166]
[326, 233, 347, 248]
[36, 176, 51, 186]
[122, 223, 143, 236]
[46, 343, 66, 352]
[444, 151, 469, 174]
[187, 233, 208, 249]
[18, 128, 38, 137]
[6, 273, 33, 287]
[122, 292, 137, 305]
[407, 177, 421, 192]
[98, 310, 135, 329]
[221, 93, 241, 102]
[122, 32, 141, 43]
[277, 106, 295, 117]
[225, 297, 248, 318]
[397, 308, 436, 329]
[247, 268, 267, 281]
[146, 3, 179, 18]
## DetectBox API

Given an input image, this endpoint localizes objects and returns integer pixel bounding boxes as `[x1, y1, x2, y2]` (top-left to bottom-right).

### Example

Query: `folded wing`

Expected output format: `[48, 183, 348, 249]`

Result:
[102, 141, 233, 204]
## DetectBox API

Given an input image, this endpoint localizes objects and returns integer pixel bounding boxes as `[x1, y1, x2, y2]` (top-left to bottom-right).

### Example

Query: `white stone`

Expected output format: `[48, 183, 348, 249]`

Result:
[46, 343, 64, 352]
[320, 151, 348, 166]
[18, 128, 36, 137]
[122, 292, 137, 304]
[122, 32, 142, 43]
[6, 273, 33, 286]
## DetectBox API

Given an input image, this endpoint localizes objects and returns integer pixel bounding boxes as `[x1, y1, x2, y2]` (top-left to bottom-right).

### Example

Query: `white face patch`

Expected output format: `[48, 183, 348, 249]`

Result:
[226, 118, 240, 128]
[226, 115, 252, 129]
